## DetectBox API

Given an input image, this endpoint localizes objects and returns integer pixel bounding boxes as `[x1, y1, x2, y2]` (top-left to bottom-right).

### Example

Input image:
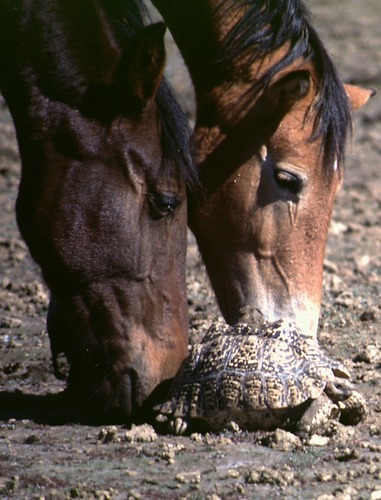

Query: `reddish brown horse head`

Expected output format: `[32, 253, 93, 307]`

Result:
[153, 0, 373, 336]
[0, 0, 195, 420]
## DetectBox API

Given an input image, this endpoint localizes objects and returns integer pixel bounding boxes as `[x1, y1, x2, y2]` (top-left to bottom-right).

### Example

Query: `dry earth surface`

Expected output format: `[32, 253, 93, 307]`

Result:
[0, 1, 381, 498]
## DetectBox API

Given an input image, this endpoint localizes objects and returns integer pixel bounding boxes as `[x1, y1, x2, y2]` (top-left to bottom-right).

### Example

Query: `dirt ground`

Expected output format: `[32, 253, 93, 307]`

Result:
[0, 1, 381, 498]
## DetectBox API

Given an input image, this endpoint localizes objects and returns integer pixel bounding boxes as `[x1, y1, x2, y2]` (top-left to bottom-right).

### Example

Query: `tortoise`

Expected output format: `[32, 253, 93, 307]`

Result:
[155, 319, 367, 435]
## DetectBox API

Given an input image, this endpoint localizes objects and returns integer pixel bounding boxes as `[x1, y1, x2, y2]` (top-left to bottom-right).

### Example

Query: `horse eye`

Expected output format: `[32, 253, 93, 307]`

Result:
[273, 167, 305, 196]
[148, 192, 180, 219]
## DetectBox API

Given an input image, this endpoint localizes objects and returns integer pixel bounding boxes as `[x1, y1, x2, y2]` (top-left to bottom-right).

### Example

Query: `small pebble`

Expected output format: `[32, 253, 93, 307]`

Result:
[307, 435, 330, 447]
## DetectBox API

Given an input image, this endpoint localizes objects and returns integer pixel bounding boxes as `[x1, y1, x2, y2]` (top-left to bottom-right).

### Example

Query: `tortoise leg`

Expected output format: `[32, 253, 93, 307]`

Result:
[295, 393, 340, 437]
[295, 389, 367, 437]
[338, 391, 368, 426]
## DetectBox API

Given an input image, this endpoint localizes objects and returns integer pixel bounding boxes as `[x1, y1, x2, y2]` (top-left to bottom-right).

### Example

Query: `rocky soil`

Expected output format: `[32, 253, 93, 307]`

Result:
[0, 1, 380, 498]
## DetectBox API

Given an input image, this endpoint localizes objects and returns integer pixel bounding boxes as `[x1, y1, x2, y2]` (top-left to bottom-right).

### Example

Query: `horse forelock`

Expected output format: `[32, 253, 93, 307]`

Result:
[214, 0, 352, 175]
[156, 81, 198, 191]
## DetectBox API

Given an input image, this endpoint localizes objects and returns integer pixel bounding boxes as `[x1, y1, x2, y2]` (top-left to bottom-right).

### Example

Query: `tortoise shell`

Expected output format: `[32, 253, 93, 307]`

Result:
[156, 320, 354, 434]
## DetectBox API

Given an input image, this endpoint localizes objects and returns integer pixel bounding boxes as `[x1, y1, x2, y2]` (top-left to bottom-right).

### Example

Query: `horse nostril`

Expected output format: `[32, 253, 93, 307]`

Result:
[123, 368, 141, 414]
[93, 368, 142, 420]
[107, 368, 142, 418]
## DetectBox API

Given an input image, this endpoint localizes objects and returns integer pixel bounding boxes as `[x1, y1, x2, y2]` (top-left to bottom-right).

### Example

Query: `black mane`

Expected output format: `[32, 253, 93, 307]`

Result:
[215, 0, 352, 171]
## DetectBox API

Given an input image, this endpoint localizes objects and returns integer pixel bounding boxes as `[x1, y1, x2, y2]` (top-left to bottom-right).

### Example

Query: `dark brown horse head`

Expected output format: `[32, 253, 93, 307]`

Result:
[0, 0, 195, 420]
[153, 0, 373, 336]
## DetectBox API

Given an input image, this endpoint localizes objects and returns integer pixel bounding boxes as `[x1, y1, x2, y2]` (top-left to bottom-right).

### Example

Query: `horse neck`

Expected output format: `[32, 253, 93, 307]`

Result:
[0, 0, 118, 143]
